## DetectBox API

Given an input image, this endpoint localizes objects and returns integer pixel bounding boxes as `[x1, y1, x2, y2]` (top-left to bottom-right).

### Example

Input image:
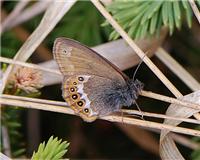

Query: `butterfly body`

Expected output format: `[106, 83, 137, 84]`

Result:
[53, 38, 143, 122]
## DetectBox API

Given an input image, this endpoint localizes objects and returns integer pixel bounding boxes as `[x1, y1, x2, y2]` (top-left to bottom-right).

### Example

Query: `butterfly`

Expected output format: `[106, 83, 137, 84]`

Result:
[53, 37, 144, 122]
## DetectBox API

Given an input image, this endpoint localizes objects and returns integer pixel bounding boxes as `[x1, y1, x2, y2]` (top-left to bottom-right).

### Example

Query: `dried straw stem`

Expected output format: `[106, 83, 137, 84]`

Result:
[140, 90, 200, 111]
[1, 95, 199, 137]
[156, 48, 200, 91]
[5, 1, 50, 32]
[122, 109, 200, 125]
[1, 94, 199, 124]
[0, 57, 61, 75]
[188, 0, 200, 24]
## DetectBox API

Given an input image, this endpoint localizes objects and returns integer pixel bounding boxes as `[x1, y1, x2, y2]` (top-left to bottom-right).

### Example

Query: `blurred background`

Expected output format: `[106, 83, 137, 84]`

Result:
[1, 1, 200, 159]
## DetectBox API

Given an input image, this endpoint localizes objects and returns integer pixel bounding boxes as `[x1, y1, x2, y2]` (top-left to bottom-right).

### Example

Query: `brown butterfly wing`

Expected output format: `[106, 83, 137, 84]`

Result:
[53, 38, 127, 122]
[61, 74, 120, 122]
[53, 37, 128, 81]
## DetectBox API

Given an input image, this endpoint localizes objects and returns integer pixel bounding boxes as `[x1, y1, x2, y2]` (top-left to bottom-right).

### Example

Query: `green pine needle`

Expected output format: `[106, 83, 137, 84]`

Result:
[105, 0, 195, 40]
[32, 136, 70, 160]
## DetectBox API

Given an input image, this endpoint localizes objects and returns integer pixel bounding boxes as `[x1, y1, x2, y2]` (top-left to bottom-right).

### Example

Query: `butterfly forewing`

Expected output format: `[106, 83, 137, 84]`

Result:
[53, 38, 127, 82]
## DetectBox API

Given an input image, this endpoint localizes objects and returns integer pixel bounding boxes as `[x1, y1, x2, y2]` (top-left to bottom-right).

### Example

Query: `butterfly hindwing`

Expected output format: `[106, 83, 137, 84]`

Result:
[62, 74, 122, 122]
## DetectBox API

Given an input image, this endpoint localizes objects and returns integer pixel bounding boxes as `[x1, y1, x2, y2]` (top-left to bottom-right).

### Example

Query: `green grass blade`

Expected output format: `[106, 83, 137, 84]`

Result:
[150, 11, 159, 34]
[162, 1, 169, 26]
[168, 1, 174, 35]
[173, 1, 181, 29]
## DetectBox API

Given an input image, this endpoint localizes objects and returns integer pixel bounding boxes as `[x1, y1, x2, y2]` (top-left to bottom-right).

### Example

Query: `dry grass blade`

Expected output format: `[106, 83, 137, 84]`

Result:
[122, 109, 200, 125]
[1, 95, 200, 137]
[188, 0, 200, 24]
[0, 56, 61, 75]
[1, 0, 29, 33]
[156, 48, 200, 120]
[0, 153, 11, 160]
[160, 90, 200, 160]
[140, 90, 200, 110]
[5, 1, 50, 31]
[171, 133, 200, 150]
[0, 0, 77, 94]
[2, 94, 199, 124]
[156, 48, 200, 91]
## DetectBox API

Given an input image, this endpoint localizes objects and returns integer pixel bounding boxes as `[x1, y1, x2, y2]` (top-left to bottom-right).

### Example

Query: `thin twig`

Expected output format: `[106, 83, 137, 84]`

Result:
[2, 94, 199, 124]
[0, 56, 61, 75]
[140, 90, 200, 111]
[188, 0, 200, 24]
[91, 0, 182, 98]
[171, 133, 200, 149]
[5, 1, 50, 31]
[122, 109, 200, 125]
[1, 95, 200, 137]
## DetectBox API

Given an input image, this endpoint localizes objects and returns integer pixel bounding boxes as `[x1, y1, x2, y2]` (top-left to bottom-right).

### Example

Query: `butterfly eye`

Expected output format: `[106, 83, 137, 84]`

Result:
[78, 76, 84, 81]
[84, 108, 90, 114]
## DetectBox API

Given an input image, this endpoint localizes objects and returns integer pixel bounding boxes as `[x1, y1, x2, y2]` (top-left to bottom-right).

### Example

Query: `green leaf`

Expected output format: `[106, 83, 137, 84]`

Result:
[162, 1, 168, 26]
[141, 1, 162, 25]
[32, 136, 69, 160]
[147, 1, 163, 19]
[150, 11, 159, 34]
[167, 1, 174, 35]
[135, 26, 142, 40]
[140, 20, 149, 39]
[13, 148, 26, 157]
[109, 31, 120, 40]
[197, 0, 200, 7]
[173, 1, 181, 29]
[107, 1, 135, 10]
[182, 1, 192, 28]
[181, 0, 188, 9]
[53, 150, 68, 160]
[105, 0, 194, 40]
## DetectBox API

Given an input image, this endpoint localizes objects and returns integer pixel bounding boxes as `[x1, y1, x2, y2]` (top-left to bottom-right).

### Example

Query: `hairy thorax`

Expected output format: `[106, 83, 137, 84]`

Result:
[104, 79, 144, 110]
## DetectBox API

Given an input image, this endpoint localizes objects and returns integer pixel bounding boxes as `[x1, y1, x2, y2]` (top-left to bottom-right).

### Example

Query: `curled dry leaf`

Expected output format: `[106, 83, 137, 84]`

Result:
[160, 90, 200, 160]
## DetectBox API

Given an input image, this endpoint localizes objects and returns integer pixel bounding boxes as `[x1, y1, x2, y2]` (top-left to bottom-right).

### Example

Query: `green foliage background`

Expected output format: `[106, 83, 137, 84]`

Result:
[105, 0, 200, 40]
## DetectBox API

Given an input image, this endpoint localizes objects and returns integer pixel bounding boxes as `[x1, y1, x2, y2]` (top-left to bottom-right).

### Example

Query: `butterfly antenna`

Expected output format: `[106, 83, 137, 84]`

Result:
[135, 102, 144, 120]
[132, 54, 146, 80]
